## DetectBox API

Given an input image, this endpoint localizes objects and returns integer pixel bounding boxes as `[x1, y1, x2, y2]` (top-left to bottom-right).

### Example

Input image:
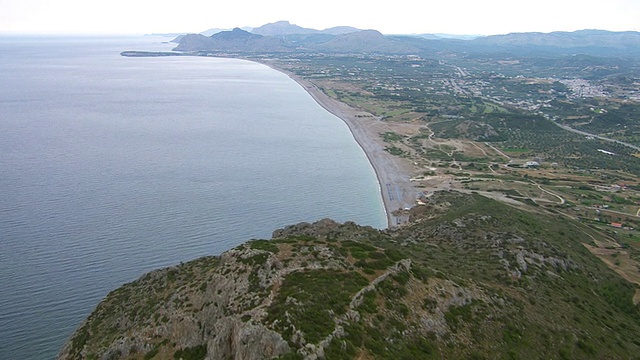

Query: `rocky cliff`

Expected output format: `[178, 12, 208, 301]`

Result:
[58, 192, 640, 359]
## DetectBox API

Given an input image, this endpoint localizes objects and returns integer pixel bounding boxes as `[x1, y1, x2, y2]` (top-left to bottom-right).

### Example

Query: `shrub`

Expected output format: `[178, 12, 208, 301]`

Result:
[173, 344, 207, 360]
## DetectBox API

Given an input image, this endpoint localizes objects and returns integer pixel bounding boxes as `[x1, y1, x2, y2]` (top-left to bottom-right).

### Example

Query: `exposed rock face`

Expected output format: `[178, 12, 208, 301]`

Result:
[206, 317, 289, 360]
[58, 192, 640, 359]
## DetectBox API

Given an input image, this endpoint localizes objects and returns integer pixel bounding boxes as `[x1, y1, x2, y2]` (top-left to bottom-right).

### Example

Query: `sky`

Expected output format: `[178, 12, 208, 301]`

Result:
[1, 0, 639, 36]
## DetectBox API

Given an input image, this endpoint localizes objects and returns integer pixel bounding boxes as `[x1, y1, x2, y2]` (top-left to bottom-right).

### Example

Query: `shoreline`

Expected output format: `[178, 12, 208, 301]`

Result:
[122, 51, 418, 227]
[262, 62, 417, 228]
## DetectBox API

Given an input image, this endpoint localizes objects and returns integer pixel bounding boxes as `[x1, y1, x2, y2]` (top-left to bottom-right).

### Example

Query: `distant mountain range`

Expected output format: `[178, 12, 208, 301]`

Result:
[196, 21, 360, 37]
[200, 26, 253, 37]
[251, 21, 360, 36]
[172, 21, 640, 57]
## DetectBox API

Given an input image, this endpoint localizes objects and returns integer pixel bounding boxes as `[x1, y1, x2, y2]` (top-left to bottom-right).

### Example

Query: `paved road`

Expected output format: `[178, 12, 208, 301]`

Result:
[553, 122, 640, 152]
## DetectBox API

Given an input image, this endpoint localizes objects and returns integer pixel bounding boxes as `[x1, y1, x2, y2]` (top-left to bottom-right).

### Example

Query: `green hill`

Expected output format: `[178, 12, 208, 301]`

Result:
[58, 192, 640, 360]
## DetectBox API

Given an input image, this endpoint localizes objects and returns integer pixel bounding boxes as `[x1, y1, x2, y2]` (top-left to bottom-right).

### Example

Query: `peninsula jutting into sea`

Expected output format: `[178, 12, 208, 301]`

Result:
[57, 21, 640, 359]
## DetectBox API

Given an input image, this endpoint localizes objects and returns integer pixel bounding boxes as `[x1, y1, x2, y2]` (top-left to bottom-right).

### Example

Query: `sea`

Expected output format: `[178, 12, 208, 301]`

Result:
[0, 36, 386, 359]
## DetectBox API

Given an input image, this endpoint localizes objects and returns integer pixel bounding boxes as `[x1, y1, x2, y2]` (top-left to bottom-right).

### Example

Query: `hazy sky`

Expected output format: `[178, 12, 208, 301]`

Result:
[1, 0, 639, 35]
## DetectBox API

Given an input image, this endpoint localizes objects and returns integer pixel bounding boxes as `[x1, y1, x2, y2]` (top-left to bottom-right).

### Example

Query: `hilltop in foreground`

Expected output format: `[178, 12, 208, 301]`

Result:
[59, 192, 640, 359]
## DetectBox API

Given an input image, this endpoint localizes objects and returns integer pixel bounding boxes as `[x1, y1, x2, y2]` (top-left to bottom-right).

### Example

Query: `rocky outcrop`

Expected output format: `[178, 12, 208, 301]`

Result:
[57, 219, 419, 360]
[206, 317, 289, 360]
[58, 192, 640, 359]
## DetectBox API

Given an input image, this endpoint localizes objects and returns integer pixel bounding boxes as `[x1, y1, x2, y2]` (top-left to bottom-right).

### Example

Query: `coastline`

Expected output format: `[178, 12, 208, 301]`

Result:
[121, 51, 418, 227]
[262, 62, 417, 227]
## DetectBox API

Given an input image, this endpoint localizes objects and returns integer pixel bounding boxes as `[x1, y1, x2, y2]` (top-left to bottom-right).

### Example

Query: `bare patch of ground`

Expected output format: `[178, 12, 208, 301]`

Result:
[584, 243, 640, 288]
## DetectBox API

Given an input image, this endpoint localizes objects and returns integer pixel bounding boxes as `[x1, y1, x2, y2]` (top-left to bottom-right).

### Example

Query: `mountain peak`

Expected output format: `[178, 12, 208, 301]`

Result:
[320, 26, 361, 35]
[252, 20, 318, 36]
[211, 27, 262, 41]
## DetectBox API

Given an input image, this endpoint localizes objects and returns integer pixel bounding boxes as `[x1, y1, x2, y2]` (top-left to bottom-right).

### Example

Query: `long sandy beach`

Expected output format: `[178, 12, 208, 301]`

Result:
[264, 63, 417, 227]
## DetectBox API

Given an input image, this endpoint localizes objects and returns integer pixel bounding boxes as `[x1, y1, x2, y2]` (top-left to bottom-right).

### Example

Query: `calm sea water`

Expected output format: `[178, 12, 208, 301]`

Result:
[0, 36, 385, 359]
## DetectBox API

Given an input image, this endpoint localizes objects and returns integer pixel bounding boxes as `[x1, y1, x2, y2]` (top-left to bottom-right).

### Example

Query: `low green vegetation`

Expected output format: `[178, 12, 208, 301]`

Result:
[266, 269, 368, 344]
[61, 193, 640, 360]
[173, 345, 207, 360]
[384, 145, 408, 157]
[248, 239, 279, 253]
[382, 131, 403, 142]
